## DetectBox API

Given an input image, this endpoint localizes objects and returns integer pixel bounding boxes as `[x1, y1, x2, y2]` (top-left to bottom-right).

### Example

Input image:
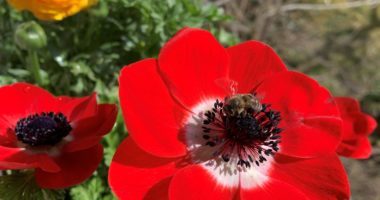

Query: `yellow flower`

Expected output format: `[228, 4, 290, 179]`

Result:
[7, 0, 98, 21]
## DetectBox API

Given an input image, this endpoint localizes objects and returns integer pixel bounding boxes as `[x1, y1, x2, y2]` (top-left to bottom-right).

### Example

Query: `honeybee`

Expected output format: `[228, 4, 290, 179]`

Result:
[223, 94, 262, 117]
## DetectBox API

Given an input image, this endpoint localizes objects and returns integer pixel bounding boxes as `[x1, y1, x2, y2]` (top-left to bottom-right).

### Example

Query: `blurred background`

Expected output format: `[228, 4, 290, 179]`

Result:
[0, 0, 379, 199]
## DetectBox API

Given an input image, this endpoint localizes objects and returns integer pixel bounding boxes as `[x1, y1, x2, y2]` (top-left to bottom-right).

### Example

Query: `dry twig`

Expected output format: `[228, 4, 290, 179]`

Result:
[281, 0, 380, 12]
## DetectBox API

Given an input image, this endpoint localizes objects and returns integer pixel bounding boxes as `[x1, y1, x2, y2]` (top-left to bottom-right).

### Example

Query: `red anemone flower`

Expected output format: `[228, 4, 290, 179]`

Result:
[335, 97, 377, 159]
[110, 28, 350, 200]
[0, 83, 117, 189]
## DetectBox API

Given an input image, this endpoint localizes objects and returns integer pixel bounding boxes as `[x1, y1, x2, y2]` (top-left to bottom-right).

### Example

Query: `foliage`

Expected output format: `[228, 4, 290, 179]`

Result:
[0, 0, 236, 96]
[70, 175, 114, 200]
[0, 0, 236, 199]
[0, 172, 65, 200]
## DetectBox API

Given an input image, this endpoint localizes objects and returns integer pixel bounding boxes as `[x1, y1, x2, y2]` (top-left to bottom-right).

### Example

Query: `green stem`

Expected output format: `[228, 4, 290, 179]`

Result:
[27, 50, 43, 85]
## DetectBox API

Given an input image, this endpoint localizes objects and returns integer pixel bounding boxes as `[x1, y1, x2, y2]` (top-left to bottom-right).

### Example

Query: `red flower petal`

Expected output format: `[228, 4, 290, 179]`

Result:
[62, 104, 118, 152]
[337, 137, 372, 159]
[158, 28, 229, 109]
[0, 83, 57, 125]
[335, 97, 377, 159]
[227, 41, 287, 93]
[0, 83, 57, 147]
[335, 97, 361, 113]
[335, 97, 377, 136]
[119, 58, 187, 158]
[279, 116, 342, 158]
[57, 93, 98, 122]
[112, 28, 352, 199]
[256, 71, 342, 158]
[240, 178, 308, 200]
[168, 165, 237, 200]
[353, 113, 377, 136]
[0, 84, 99, 149]
[109, 137, 179, 200]
[0, 123, 17, 147]
[35, 144, 103, 189]
[0, 82, 116, 189]
[0, 146, 60, 172]
[0, 83, 98, 127]
[271, 154, 350, 200]
[63, 136, 101, 153]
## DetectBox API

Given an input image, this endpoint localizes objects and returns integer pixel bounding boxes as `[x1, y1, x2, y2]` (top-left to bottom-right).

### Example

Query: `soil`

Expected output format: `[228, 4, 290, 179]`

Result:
[343, 147, 380, 200]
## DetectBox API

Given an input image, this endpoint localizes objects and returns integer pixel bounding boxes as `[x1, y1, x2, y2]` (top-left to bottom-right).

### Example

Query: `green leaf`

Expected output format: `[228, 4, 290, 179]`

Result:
[70, 176, 115, 200]
[0, 171, 65, 200]
[7, 69, 30, 78]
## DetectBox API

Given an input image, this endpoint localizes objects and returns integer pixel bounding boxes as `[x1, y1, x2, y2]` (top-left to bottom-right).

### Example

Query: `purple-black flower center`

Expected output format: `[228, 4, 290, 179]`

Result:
[15, 112, 72, 146]
[202, 94, 282, 168]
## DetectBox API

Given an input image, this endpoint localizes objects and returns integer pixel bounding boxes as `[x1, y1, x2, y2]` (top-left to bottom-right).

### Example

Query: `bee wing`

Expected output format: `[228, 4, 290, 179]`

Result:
[252, 92, 264, 101]
[215, 78, 238, 96]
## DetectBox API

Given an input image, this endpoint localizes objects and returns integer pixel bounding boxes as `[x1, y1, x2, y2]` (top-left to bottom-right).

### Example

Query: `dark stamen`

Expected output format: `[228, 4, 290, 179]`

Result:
[206, 141, 216, 147]
[15, 112, 72, 146]
[203, 135, 210, 140]
[201, 96, 283, 168]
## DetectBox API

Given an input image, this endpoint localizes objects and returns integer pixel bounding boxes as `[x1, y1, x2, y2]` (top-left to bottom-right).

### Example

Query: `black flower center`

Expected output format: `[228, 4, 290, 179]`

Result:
[15, 112, 72, 146]
[202, 94, 282, 168]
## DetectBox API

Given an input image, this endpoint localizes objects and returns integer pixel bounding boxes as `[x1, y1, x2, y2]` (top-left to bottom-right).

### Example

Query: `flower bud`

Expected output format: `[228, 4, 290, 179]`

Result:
[14, 21, 47, 51]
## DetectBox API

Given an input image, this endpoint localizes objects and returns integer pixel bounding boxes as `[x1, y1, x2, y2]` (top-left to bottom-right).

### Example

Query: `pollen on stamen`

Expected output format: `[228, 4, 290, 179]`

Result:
[201, 94, 282, 168]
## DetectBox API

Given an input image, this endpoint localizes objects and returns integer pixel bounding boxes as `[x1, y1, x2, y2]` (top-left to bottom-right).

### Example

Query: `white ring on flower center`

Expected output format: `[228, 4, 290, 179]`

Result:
[184, 98, 272, 189]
